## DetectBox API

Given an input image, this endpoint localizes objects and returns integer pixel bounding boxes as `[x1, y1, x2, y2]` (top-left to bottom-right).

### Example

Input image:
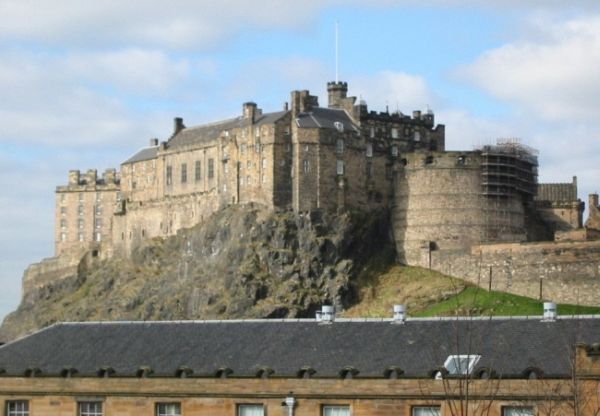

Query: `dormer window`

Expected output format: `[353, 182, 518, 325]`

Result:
[334, 121, 344, 132]
[440, 354, 481, 378]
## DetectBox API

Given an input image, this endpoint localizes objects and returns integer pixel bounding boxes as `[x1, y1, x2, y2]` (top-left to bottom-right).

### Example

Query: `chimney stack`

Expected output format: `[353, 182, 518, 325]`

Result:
[173, 117, 185, 135]
[243, 102, 257, 123]
[149, 138, 159, 147]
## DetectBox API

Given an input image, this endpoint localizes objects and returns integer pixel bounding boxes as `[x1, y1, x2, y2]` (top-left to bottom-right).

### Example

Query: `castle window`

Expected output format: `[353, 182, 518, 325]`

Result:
[247, 160, 252, 169]
[96, 193, 101, 201]
[60, 219, 67, 228]
[366, 143, 373, 158]
[336, 138, 344, 154]
[95, 205, 102, 215]
[414, 131, 421, 141]
[366, 162, 373, 179]
[132, 181, 137, 189]
[391, 127, 399, 139]
[303, 160, 310, 173]
[412, 406, 440, 416]
[240, 177, 245, 186]
[304, 145, 309, 152]
[391, 145, 399, 157]
[247, 176, 251, 185]
[79, 401, 103, 416]
[238, 404, 264, 416]
[95, 232, 101, 242]
[208, 159, 214, 178]
[425, 155, 434, 165]
[369, 126, 375, 138]
[285, 126, 291, 135]
[261, 173, 266, 183]
[223, 183, 227, 192]
[195, 161, 202, 181]
[60, 193, 66, 203]
[224, 162, 229, 174]
[61, 232, 66, 242]
[285, 143, 291, 152]
[166, 166, 173, 186]
[156, 403, 181, 416]
[503, 407, 534, 416]
[7, 400, 29, 416]
[78, 204, 84, 215]
[255, 128, 260, 138]
[95, 218, 102, 228]
[323, 405, 349, 416]
[336, 160, 345, 175]
[61, 207, 67, 215]
[116, 192, 121, 201]
[385, 164, 392, 179]
[262, 158, 267, 170]
[79, 193, 84, 202]
[181, 163, 187, 183]
[255, 143, 261, 153]
[404, 127, 410, 137]
[79, 233, 84, 242]
[78, 219, 84, 229]
[241, 144, 246, 155]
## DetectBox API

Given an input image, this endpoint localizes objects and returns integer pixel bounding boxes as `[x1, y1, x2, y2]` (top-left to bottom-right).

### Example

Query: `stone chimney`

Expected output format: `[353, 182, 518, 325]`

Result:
[243, 102, 257, 123]
[85, 169, 97, 185]
[68, 170, 80, 186]
[173, 117, 185, 135]
[290, 90, 319, 118]
[590, 194, 599, 210]
[103, 168, 116, 184]
[149, 138, 159, 147]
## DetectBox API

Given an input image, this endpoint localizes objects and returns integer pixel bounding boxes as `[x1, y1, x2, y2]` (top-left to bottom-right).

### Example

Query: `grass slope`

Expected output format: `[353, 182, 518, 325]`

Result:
[342, 264, 600, 318]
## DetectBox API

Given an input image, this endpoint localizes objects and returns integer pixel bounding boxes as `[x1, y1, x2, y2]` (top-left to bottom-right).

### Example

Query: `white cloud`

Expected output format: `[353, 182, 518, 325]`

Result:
[349, 71, 437, 114]
[459, 15, 600, 122]
[0, 1, 324, 50]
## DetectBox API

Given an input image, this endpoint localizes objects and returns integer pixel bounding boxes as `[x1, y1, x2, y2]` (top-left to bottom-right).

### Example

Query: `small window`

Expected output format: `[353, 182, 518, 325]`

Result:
[391, 145, 399, 157]
[285, 143, 291, 152]
[239, 404, 264, 416]
[95, 218, 102, 229]
[6, 401, 29, 416]
[391, 127, 399, 139]
[247, 161, 252, 169]
[95, 206, 102, 215]
[78, 219, 84, 229]
[425, 156, 434, 165]
[195, 161, 202, 181]
[366, 162, 373, 179]
[412, 406, 440, 416]
[224, 163, 229, 174]
[261, 158, 267, 170]
[78, 205, 84, 216]
[79, 193, 84, 202]
[303, 160, 310, 173]
[60, 207, 67, 215]
[247, 176, 251, 185]
[503, 407, 534, 416]
[285, 126, 291, 135]
[61, 232, 67, 242]
[304, 145, 309, 152]
[166, 165, 173, 186]
[336, 138, 344, 154]
[208, 159, 214, 179]
[96, 193, 102, 202]
[79, 233, 84, 242]
[443, 354, 481, 376]
[61, 219, 67, 228]
[95, 232, 101, 242]
[261, 173, 266, 183]
[336, 160, 345, 175]
[181, 163, 187, 183]
[156, 403, 181, 416]
[369, 126, 375, 138]
[241, 144, 247, 155]
[414, 131, 421, 141]
[79, 401, 103, 416]
[323, 405, 350, 416]
[334, 121, 344, 132]
[60, 194, 66, 203]
[366, 143, 373, 158]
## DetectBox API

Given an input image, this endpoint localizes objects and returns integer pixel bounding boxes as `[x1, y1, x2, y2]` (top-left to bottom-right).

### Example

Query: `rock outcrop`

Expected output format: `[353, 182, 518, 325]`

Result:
[0, 204, 393, 342]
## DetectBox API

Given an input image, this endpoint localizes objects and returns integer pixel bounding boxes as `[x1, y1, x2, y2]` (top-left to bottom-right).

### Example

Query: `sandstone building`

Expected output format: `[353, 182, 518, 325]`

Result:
[47, 81, 600, 305]
[1, 308, 600, 416]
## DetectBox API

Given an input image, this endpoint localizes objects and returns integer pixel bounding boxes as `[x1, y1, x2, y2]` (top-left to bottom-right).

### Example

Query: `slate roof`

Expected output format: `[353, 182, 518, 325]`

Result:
[296, 107, 359, 132]
[0, 317, 599, 378]
[122, 146, 159, 165]
[536, 183, 578, 202]
[168, 111, 288, 149]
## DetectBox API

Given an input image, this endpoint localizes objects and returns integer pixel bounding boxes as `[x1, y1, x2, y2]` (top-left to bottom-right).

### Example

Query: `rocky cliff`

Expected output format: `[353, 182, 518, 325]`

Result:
[0, 204, 394, 342]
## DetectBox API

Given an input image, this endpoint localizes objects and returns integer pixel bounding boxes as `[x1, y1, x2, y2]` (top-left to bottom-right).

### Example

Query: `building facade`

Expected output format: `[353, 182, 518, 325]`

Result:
[1, 311, 600, 416]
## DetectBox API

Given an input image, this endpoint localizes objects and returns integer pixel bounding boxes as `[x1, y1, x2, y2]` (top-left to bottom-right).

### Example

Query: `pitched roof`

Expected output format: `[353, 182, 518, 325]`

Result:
[296, 107, 359, 132]
[536, 183, 578, 202]
[122, 146, 159, 165]
[0, 317, 598, 378]
[168, 111, 288, 149]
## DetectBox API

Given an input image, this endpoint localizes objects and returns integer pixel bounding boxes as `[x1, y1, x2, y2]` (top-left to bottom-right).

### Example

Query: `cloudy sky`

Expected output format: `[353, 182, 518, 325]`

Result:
[1, 1, 599, 321]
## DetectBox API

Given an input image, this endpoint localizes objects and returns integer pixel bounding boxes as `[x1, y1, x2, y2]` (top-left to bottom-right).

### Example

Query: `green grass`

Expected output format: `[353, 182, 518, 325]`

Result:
[414, 286, 600, 317]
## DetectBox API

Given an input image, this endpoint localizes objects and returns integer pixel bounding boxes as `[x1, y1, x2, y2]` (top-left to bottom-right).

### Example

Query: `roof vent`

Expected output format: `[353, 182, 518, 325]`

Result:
[542, 301, 557, 321]
[392, 304, 406, 324]
[316, 305, 335, 323]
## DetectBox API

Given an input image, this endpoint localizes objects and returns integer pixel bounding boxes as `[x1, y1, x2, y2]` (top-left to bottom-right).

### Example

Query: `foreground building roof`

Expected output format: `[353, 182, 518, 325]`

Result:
[1, 316, 598, 379]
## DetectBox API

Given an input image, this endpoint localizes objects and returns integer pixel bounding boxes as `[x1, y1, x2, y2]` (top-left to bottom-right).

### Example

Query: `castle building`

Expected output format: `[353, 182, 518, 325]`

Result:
[1, 309, 600, 416]
[55, 81, 445, 257]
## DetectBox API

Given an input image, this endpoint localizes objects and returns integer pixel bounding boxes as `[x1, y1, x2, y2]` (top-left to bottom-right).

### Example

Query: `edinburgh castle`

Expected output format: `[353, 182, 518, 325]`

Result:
[39, 81, 600, 306]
